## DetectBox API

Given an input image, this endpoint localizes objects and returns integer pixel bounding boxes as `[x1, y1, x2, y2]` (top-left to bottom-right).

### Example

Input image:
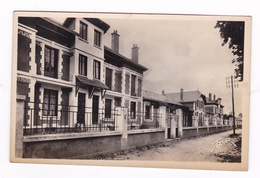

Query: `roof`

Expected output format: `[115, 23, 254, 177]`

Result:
[104, 46, 148, 72]
[76, 75, 108, 89]
[84, 18, 110, 33]
[18, 17, 76, 47]
[166, 90, 205, 103]
[63, 18, 110, 33]
[205, 97, 224, 107]
[143, 90, 182, 106]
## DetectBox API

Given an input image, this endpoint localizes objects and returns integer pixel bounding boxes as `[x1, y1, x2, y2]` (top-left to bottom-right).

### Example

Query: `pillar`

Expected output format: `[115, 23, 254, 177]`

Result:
[159, 106, 167, 140]
[121, 107, 128, 149]
[176, 108, 183, 137]
[16, 95, 26, 158]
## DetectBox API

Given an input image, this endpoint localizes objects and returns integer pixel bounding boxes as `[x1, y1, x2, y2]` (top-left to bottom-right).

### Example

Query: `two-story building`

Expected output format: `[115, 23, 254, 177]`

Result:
[166, 89, 207, 127]
[104, 30, 148, 127]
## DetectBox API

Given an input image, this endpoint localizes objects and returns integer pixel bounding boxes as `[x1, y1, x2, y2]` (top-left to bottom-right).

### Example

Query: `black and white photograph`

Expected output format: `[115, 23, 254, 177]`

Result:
[10, 12, 251, 171]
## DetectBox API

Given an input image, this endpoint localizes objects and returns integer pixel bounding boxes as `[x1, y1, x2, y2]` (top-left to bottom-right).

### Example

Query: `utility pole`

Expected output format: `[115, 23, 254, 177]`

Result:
[226, 75, 239, 135]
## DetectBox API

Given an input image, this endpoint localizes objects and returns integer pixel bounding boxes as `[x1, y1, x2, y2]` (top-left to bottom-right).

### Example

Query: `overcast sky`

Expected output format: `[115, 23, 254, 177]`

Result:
[56, 16, 244, 115]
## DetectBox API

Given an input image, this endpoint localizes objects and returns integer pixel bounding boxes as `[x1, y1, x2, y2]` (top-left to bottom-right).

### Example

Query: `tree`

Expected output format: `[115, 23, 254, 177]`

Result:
[215, 21, 245, 81]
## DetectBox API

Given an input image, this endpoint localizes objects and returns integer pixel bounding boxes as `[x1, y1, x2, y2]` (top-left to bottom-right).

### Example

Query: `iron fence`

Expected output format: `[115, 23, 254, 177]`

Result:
[23, 102, 119, 135]
[127, 112, 162, 130]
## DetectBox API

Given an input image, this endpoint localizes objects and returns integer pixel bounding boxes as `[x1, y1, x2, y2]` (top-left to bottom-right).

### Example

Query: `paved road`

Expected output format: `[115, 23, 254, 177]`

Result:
[96, 129, 242, 162]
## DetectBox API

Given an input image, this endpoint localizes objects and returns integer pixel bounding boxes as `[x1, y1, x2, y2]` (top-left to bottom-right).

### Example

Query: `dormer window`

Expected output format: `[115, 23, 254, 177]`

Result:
[80, 22, 88, 41]
[94, 29, 101, 47]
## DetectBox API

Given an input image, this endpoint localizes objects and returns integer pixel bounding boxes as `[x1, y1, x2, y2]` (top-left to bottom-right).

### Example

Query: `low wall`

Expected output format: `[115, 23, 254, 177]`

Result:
[23, 129, 166, 159]
[23, 131, 123, 159]
[182, 127, 197, 138]
[197, 127, 208, 136]
[183, 125, 232, 138]
[127, 129, 165, 148]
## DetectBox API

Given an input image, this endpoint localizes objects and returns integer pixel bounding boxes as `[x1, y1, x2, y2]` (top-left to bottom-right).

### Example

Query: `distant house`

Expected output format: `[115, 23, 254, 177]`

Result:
[143, 90, 183, 138]
[166, 89, 207, 127]
[204, 93, 224, 126]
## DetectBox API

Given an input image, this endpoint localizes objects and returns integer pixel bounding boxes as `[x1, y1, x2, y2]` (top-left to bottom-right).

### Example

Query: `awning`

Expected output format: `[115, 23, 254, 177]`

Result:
[76, 75, 108, 98]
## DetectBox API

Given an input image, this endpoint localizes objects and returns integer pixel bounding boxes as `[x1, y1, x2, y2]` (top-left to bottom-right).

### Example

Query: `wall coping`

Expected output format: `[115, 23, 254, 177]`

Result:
[23, 131, 122, 142]
[128, 128, 165, 135]
[183, 127, 197, 130]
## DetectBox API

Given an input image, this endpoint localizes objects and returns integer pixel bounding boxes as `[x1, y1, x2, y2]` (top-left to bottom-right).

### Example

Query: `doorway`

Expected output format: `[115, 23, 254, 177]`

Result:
[77, 93, 86, 124]
[92, 95, 99, 124]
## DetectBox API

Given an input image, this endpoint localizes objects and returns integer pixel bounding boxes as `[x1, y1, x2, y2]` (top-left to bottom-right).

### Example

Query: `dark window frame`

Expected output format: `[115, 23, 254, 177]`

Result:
[44, 46, 58, 78]
[94, 29, 101, 47]
[145, 105, 151, 119]
[79, 22, 88, 41]
[131, 74, 136, 96]
[130, 101, 136, 119]
[79, 54, 88, 76]
[93, 60, 101, 79]
[105, 68, 112, 90]
[105, 99, 112, 118]
[43, 89, 58, 116]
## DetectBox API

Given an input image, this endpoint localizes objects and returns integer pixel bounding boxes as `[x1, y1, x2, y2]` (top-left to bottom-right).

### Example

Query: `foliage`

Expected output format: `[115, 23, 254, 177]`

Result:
[215, 21, 245, 81]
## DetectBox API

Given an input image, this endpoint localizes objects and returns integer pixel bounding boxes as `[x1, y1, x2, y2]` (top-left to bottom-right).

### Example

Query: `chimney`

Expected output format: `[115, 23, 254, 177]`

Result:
[213, 94, 216, 101]
[111, 30, 120, 53]
[132, 44, 139, 63]
[209, 93, 212, 101]
[180, 88, 184, 101]
[162, 89, 165, 96]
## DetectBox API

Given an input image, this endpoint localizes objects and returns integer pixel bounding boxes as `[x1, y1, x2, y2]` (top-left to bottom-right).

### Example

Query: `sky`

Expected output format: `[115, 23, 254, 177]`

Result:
[55, 16, 245, 115]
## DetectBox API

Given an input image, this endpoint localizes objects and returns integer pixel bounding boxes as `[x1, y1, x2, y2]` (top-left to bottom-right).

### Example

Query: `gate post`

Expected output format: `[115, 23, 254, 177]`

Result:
[176, 108, 183, 137]
[16, 95, 26, 158]
[120, 107, 128, 149]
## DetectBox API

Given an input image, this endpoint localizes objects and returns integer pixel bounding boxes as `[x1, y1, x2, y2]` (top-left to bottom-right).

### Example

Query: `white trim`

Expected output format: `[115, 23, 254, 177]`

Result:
[18, 23, 38, 33]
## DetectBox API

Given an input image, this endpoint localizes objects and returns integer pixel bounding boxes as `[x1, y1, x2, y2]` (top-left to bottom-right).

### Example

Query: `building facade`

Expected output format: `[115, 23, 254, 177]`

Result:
[104, 30, 148, 129]
[204, 93, 224, 126]
[17, 17, 116, 134]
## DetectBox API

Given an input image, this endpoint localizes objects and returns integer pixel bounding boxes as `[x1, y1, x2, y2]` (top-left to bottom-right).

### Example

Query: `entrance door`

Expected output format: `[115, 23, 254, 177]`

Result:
[77, 93, 85, 124]
[92, 95, 99, 124]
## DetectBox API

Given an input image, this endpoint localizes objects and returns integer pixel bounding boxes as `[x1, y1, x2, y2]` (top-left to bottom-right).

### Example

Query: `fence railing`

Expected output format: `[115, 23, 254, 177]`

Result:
[23, 102, 119, 135]
[127, 112, 162, 130]
[39, 68, 73, 82]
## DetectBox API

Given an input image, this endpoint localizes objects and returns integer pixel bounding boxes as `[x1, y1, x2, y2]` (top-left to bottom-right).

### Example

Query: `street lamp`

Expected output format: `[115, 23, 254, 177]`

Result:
[226, 75, 239, 135]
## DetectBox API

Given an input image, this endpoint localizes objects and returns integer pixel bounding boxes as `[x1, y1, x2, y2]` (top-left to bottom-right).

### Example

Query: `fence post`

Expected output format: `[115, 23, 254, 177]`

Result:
[120, 107, 128, 149]
[170, 114, 176, 138]
[16, 95, 26, 158]
[176, 108, 183, 137]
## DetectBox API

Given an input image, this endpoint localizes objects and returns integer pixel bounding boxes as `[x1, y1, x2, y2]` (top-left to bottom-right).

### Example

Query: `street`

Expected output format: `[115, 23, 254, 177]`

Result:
[95, 129, 242, 162]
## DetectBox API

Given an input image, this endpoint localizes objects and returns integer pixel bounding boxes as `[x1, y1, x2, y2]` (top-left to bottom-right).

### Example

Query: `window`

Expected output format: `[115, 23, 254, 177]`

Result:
[105, 68, 112, 90]
[145, 105, 150, 119]
[131, 74, 136, 96]
[94, 30, 101, 47]
[43, 89, 58, 116]
[137, 78, 142, 97]
[80, 22, 88, 41]
[93, 60, 100, 79]
[114, 71, 122, 93]
[44, 46, 58, 78]
[79, 54, 87, 76]
[130, 102, 136, 119]
[105, 99, 112, 118]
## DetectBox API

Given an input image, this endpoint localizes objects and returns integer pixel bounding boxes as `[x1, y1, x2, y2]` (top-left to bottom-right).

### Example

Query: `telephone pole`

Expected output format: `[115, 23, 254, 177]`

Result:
[226, 75, 239, 135]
